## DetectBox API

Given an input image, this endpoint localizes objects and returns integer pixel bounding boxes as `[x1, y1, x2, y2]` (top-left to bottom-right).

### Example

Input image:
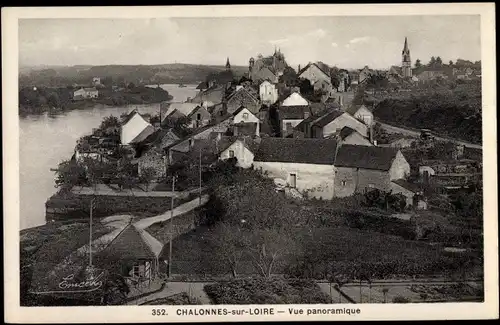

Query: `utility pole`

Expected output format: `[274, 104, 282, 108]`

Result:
[199, 147, 202, 205]
[168, 175, 175, 278]
[89, 196, 94, 267]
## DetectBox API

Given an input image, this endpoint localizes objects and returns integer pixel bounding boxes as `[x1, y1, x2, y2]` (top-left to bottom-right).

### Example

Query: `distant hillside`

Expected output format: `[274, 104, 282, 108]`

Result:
[19, 64, 249, 88]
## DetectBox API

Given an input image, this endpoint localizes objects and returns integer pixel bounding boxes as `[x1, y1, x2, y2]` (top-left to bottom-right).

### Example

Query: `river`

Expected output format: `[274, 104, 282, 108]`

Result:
[19, 84, 198, 230]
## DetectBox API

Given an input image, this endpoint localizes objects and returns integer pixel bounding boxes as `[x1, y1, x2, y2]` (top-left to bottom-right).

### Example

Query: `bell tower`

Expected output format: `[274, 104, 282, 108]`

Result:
[402, 37, 412, 78]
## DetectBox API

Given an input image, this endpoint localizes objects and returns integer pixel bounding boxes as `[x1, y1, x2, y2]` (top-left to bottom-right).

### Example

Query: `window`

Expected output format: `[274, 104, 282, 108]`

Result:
[285, 122, 293, 130]
[197, 113, 201, 120]
[229, 150, 235, 158]
[132, 265, 143, 278]
[242, 113, 249, 120]
[342, 180, 347, 186]
[289, 173, 297, 188]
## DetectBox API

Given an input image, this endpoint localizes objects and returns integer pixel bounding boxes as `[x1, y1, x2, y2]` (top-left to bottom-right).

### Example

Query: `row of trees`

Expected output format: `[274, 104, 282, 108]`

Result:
[414, 57, 481, 69]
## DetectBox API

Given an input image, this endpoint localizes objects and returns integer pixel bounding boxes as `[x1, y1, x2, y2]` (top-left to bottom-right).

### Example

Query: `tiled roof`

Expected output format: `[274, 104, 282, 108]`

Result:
[345, 104, 371, 116]
[335, 144, 399, 170]
[339, 126, 357, 140]
[279, 105, 310, 120]
[312, 110, 345, 128]
[298, 62, 331, 78]
[161, 102, 200, 118]
[196, 81, 209, 90]
[186, 105, 209, 119]
[100, 224, 160, 260]
[392, 179, 422, 194]
[254, 138, 338, 165]
[130, 124, 156, 144]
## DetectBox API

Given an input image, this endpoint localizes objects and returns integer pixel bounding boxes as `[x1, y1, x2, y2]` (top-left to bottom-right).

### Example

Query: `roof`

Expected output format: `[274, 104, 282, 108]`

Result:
[186, 105, 209, 119]
[161, 102, 200, 118]
[81, 87, 98, 92]
[279, 105, 310, 120]
[254, 138, 338, 165]
[298, 62, 331, 78]
[100, 224, 161, 260]
[196, 81, 209, 90]
[335, 145, 399, 170]
[227, 87, 260, 104]
[312, 110, 345, 128]
[345, 104, 371, 116]
[339, 126, 357, 140]
[392, 179, 422, 194]
[234, 122, 258, 136]
[130, 124, 156, 144]
[120, 109, 142, 126]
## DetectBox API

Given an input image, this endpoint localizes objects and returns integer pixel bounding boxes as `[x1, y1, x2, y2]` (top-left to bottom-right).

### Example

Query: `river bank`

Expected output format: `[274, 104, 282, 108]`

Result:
[19, 85, 173, 116]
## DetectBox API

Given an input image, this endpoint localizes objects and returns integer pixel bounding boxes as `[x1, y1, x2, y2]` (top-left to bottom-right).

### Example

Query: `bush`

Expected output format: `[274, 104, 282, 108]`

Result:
[204, 278, 330, 304]
[392, 295, 410, 303]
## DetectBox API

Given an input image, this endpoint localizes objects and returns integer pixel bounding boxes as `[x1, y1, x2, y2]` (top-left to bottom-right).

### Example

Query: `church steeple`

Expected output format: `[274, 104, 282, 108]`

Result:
[225, 57, 231, 71]
[401, 37, 412, 78]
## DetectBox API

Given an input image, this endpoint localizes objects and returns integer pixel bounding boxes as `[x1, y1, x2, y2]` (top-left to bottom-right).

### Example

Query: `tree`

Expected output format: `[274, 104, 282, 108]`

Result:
[429, 56, 436, 66]
[47, 92, 60, 108]
[212, 222, 247, 278]
[279, 66, 299, 86]
[127, 82, 136, 89]
[449, 60, 454, 66]
[435, 56, 443, 66]
[329, 66, 341, 89]
[54, 159, 87, 189]
[365, 72, 388, 95]
[415, 59, 422, 68]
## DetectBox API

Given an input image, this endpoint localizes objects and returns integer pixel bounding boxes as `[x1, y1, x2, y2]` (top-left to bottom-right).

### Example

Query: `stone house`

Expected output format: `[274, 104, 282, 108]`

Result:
[345, 104, 374, 127]
[333, 145, 410, 197]
[298, 62, 334, 96]
[358, 66, 372, 84]
[226, 86, 260, 115]
[253, 138, 339, 199]
[191, 85, 227, 105]
[120, 110, 155, 145]
[135, 128, 182, 178]
[160, 102, 200, 122]
[259, 80, 279, 105]
[186, 105, 211, 129]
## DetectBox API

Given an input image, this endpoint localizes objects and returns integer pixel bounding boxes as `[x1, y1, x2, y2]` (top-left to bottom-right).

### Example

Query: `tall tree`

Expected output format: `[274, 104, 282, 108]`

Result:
[435, 56, 443, 66]
[449, 60, 454, 66]
[429, 56, 436, 66]
[415, 59, 422, 69]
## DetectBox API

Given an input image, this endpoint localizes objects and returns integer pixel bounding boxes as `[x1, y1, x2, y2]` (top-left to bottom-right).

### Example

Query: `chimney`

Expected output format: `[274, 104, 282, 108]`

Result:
[303, 110, 310, 119]
[298, 64, 301, 72]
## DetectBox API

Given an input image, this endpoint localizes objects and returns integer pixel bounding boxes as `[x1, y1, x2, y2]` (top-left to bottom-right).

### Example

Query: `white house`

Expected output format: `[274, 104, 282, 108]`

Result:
[253, 138, 339, 199]
[282, 92, 309, 107]
[73, 87, 98, 100]
[259, 80, 279, 105]
[219, 138, 257, 169]
[233, 106, 261, 136]
[345, 104, 374, 127]
[120, 110, 155, 145]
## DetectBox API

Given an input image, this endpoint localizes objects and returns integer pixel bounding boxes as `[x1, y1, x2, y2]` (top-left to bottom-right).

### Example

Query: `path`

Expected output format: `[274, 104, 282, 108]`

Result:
[133, 194, 209, 230]
[377, 121, 482, 149]
[127, 281, 213, 305]
[71, 184, 198, 198]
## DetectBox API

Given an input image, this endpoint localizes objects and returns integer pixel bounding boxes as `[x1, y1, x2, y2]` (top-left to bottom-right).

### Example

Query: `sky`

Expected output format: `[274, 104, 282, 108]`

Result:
[19, 15, 481, 70]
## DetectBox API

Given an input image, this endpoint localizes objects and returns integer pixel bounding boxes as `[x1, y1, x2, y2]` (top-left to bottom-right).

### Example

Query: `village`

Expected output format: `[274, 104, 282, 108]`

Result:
[22, 38, 484, 306]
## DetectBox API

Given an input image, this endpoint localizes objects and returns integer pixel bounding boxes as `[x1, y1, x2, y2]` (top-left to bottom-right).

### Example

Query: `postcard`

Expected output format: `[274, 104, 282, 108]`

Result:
[3, 3, 498, 323]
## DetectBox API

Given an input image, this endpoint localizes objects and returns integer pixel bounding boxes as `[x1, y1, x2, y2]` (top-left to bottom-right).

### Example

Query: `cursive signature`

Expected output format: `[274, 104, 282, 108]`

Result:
[58, 272, 105, 291]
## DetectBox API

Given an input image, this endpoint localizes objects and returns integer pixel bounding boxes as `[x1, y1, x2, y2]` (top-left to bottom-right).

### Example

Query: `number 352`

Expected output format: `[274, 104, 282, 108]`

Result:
[152, 309, 167, 316]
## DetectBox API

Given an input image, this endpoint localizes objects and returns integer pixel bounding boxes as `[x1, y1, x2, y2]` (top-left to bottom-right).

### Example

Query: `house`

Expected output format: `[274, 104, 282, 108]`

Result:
[186, 105, 211, 129]
[390, 179, 425, 209]
[165, 118, 233, 164]
[73, 87, 98, 100]
[298, 62, 334, 95]
[120, 110, 155, 145]
[282, 92, 309, 107]
[232, 106, 261, 136]
[161, 109, 186, 126]
[160, 102, 200, 123]
[95, 223, 163, 285]
[92, 77, 101, 86]
[309, 109, 368, 139]
[259, 80, 279, 105]
[248, 49, 287, 83]
[358, 66, 372, 84]
[191, 85, 227, 105]
[415, 69, 449, 82]
[336, 126, 373, 146]
[253, 138, 339, 199]
[279, 105, 311, 137]
[226, 86, 261, 115]
[135, 128, 182, 178]
[345, 104, 374, 127]
[219, 136, 261, 169]
[333, 145, 410, 197]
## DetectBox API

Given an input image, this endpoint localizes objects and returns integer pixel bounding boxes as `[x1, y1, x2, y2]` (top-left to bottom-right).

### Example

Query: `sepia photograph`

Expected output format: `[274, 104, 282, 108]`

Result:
[3, 3, 498, 322]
